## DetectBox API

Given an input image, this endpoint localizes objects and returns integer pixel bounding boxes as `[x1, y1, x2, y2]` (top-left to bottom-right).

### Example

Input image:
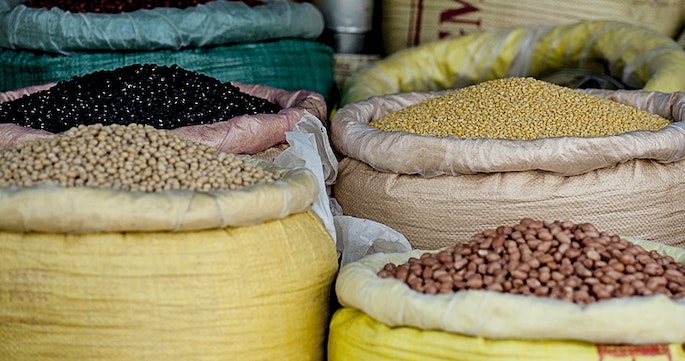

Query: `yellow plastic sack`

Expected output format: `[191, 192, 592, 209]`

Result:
[0, 162, 339, 361]
[328, 240, 685, 361]
[329, 308, 685, 361]
[341, 21, 685, 106]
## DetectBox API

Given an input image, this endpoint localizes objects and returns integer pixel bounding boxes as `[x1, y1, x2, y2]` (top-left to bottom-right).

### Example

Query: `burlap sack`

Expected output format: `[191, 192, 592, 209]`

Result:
[341, 21, 685, 106]
[381, 0, 684, 54]
[0, 161, 339, 361]
[331, 89, 685, 249]
[0, 82, 327, 154]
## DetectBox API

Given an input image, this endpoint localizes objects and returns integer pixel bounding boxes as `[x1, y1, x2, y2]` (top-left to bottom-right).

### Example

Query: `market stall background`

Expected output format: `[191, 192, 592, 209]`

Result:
[1, 0, 685, 360]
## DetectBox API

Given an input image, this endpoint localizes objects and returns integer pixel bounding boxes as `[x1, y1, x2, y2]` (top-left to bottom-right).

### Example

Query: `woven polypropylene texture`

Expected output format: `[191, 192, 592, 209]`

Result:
[0, 0, 324, 53]
[0, 38, 335, 101]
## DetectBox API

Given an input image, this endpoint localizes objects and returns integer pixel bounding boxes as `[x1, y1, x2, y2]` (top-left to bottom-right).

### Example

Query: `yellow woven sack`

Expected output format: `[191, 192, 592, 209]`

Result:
[341, 21, 685, 106]
[329, 308, 685, 361]
[381, 0, 684, 54]
[328, 240, 685, 361]
[0, 162, 339, 361]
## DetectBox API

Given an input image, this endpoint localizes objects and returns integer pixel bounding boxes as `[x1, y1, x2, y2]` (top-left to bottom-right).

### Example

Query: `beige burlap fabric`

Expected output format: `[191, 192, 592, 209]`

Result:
[332, 89, 685, 249]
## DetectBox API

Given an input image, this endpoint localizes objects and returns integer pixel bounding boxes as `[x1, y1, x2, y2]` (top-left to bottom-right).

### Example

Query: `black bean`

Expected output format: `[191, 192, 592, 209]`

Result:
[22, 0, 265, 14]
[0, 64, 281, 133]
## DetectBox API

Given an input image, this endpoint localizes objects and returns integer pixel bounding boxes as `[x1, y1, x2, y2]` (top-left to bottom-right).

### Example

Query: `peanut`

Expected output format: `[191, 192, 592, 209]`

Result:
[378, 219, 685, 305]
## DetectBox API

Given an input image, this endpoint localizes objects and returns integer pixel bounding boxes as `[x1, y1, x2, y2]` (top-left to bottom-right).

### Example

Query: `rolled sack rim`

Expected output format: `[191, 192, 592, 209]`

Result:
[335, 239, 685, 345]
[340, 20, 685, 106]
[0, 161, 319, 233]
[330, 88, 685, 177]
[170, 83, 327, 154]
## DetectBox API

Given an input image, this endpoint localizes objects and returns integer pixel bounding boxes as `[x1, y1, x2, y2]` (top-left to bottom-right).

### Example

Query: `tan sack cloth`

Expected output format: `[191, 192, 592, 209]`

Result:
[335, 239, 685, 345]
[0, 82, 327, 154]
[332, 89, 685, 177]
[341, 21, 685, 106]
[331, 89, 685, 249]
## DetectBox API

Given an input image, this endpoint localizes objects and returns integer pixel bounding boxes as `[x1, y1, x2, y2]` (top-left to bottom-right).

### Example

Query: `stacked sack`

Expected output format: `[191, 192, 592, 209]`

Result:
[328, 22, 685, 358]
[0, 55, 345, 360]
[0, 61, 412, 360]
[380, 0, 684, 55]
[0, 0, 335, 102]
[332, 20, 685, 250]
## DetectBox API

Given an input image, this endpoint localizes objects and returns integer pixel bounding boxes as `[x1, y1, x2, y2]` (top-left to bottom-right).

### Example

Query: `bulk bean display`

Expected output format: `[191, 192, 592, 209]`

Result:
[0, 123, 281, 192]
[22, 0, 264, 13]
[0, 64, 281, 133]
[377, 219, 685, 305]
[369, 77, 671, 140]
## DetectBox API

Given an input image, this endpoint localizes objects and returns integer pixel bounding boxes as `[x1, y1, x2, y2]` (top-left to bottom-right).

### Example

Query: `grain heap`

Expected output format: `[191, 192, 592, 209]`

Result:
[368, 77, 670, 139]
[378, 218, 685, 305]
[0, 123, 280, 192]
[0, 64, 282, 133]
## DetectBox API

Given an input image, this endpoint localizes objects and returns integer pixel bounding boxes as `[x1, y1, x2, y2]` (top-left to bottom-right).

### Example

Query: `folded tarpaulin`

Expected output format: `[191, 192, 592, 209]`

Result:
[0, 0, 325, 54]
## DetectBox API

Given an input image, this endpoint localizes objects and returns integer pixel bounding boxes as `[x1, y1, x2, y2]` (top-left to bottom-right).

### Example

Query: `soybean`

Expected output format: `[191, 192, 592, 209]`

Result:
[0, 123, 281, 193]
[369, 77, 670, 140]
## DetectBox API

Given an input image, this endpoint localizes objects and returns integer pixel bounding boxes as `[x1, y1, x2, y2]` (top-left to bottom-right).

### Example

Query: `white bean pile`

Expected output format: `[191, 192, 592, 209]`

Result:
[378, 219, 685, 304]
[0, 123, 281, 192]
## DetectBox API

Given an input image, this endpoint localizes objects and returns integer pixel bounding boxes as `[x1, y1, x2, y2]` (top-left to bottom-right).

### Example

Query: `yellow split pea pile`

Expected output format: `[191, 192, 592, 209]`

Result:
[369, 77, 671, 139]
[377, 219, 685, 305]
[0, 123, 281, 192]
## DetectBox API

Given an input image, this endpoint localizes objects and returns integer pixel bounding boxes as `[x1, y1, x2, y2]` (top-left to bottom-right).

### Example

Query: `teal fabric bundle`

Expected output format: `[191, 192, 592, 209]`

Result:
[0, 39, 335, 101]
[0, 0, 324, 54]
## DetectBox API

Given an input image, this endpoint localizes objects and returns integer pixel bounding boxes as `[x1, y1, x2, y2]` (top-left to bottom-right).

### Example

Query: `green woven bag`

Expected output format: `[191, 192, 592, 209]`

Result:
[0, 38, 335, 101]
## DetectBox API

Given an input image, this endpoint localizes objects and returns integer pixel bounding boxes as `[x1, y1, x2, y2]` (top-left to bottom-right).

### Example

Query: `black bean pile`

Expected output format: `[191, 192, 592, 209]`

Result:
[0, 64, 281, 133]
[22, 0, 264, 13]
[378, 218, 685, 305]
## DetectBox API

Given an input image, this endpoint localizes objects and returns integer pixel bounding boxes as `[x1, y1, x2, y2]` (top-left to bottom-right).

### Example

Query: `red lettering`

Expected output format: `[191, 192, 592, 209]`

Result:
[439, 0, 480, 25]
[437, 0, 482, 39]
[597, 344, 671, 361]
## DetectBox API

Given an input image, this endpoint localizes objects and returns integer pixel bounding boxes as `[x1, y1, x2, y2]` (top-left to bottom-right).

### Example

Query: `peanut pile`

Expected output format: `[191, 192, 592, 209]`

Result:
[377, 219, 685, 304]
[0, 123, 281, 192]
